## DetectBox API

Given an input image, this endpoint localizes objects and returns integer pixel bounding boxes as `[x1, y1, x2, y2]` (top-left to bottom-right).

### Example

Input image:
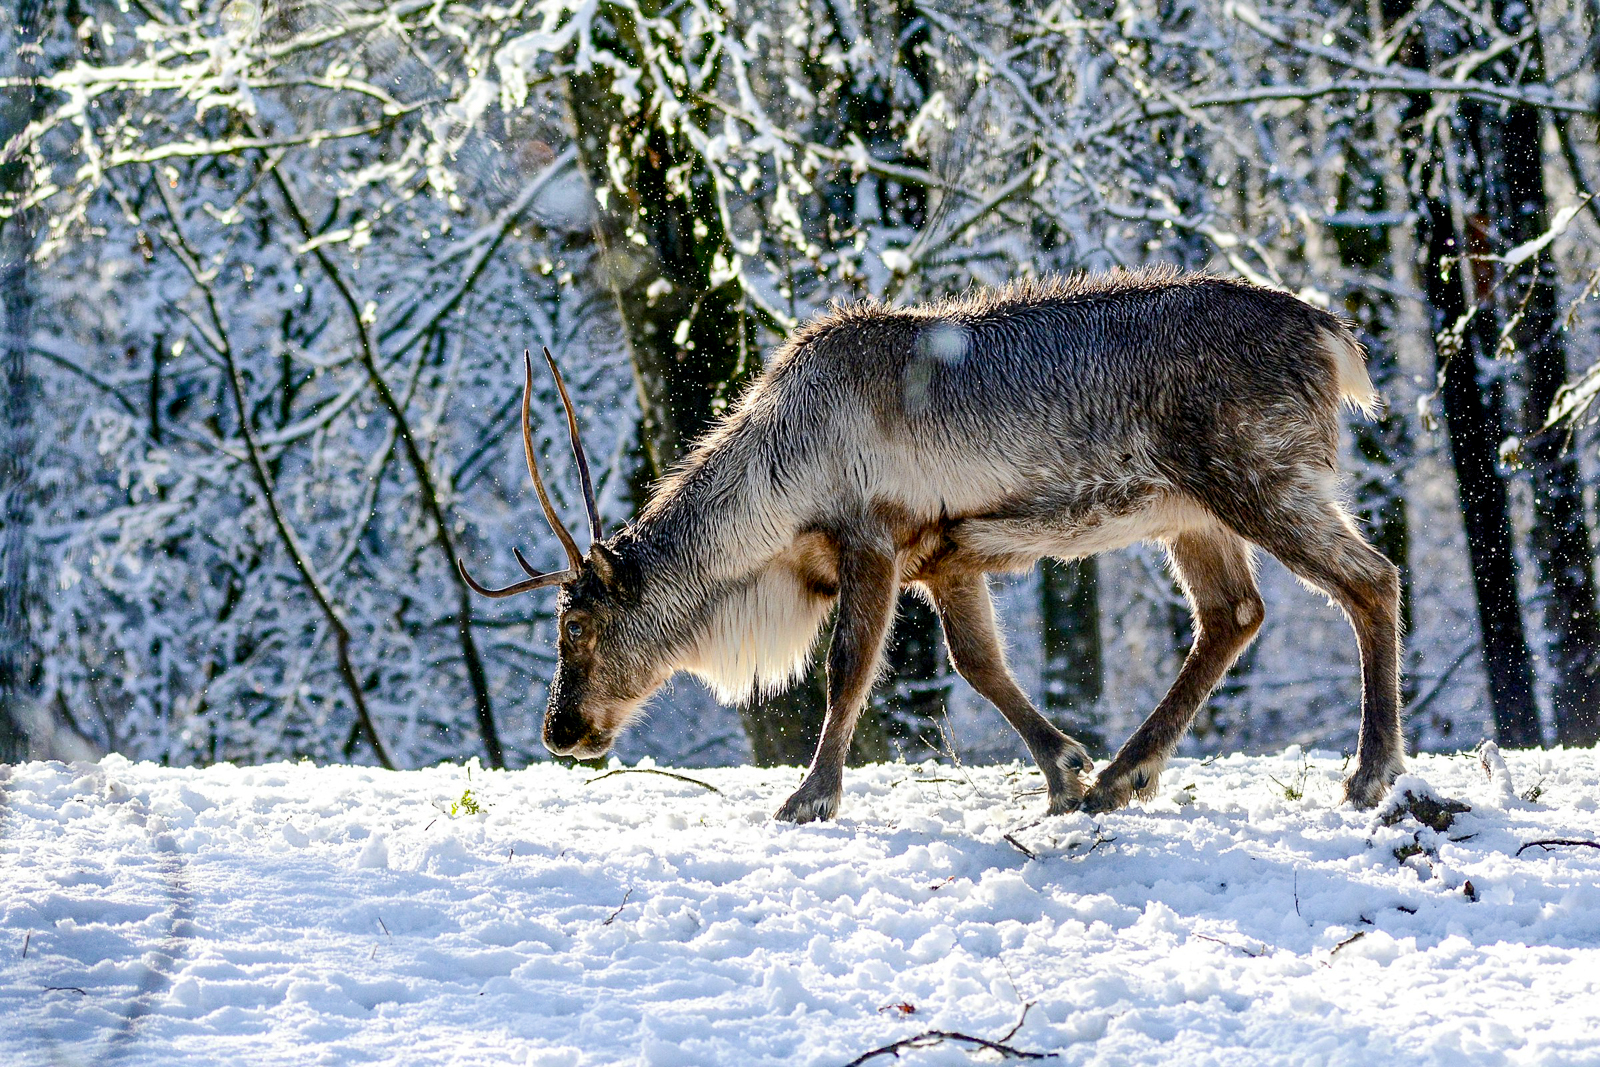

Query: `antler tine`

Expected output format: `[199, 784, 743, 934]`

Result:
[457, 558, 576, 599]
[520, 349, 585, 571]
[543, 346, 602, 548]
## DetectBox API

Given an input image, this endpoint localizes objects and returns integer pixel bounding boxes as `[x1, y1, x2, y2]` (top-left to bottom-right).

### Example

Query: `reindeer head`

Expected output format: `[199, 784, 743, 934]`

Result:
[459, 349, 669, 759]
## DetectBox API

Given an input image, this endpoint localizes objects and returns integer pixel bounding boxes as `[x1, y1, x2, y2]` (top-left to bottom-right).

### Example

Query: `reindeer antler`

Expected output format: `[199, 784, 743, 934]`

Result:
[544, 346, 602, 547]
[457, 348, 597, 598]
[456, 558, 572, 598]
[520, 348, 586, 571]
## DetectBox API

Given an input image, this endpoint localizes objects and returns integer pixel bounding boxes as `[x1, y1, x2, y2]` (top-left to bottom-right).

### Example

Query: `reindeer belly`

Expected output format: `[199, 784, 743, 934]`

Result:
[936, 482, 1209, 575]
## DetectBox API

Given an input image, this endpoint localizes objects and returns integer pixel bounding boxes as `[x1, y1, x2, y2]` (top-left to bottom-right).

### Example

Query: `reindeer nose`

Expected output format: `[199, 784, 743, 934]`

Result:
[542, 726, 612, 760]
[542, 716, 584, 756]
[543, 704, 610, 758]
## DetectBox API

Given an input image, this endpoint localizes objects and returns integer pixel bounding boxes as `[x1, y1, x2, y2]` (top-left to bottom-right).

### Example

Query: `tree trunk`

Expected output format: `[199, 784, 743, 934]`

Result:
[563, 8, 836, 765]
[1040, 559, 1106, 756]
[1492, 38, 1600, 748]
[563, 2, 960, 767]
[1384, 0, 1542, 746]
[0, 0, 45, 764]
[1421, 195, 1542, 746]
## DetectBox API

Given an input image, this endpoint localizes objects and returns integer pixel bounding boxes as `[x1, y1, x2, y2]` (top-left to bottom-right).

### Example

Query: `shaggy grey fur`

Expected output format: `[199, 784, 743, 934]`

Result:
[477, 267, 1401, 821]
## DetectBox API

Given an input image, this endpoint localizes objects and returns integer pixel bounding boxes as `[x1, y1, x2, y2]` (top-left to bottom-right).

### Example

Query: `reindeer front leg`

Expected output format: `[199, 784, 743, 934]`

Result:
[775, 528, 899, 824]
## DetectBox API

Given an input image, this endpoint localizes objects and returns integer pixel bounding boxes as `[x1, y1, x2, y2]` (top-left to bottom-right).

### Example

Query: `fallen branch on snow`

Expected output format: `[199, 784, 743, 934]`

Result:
[585, 768, 722, 794]
[1515, 838, 1600, 857]
[1002, 833, 1037, 860]
[1329, 931, 1367, 958]
[1195, 933, 1268, 957]
[602, 887, 634, 926]
[840, 1002, 1057, 1066]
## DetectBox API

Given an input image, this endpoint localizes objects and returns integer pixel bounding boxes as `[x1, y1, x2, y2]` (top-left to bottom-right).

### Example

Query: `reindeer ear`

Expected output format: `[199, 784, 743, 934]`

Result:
[589, 542, 621, 587]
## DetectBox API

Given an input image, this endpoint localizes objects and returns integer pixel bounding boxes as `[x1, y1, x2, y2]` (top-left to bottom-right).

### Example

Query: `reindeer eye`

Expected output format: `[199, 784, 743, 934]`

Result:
[565, 621, 584, 640]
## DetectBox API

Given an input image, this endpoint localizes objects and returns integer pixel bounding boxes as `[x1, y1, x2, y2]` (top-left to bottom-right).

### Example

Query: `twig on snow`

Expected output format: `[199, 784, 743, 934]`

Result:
[1002, 833, 1037, 860]
[1077, 831, 1117, 859]
[1195, 933, 1268, 957]
[585, 768, 722, 794]
[1330, 931, 1367, 957]
[1515, 838, 1600, 857]
[840, 1001, 1057, 1067]
[602, 887, 634, 926]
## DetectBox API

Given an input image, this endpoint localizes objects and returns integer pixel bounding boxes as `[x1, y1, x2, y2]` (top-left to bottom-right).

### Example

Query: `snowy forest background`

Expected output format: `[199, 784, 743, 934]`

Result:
[2, 0, 1599, 775]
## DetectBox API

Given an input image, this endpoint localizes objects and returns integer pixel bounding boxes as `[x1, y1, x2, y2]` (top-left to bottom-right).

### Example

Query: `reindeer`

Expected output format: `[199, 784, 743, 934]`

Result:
[463, 268, 1403, 823]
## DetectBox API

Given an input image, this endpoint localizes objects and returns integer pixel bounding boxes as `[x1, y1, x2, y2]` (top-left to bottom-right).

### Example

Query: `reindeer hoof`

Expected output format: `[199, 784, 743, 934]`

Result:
[1045, 748, 1090, 815]
[1080, 759, 1163, 814]
[1343, 764, 1402, 809]
[1046, 791, 1084, 816]
[1032, 736, 1091, 815]
[775, 781, 841, 824]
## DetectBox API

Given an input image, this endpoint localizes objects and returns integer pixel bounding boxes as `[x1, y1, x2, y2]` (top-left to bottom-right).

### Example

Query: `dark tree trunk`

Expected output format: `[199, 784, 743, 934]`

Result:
[1384, 0, 1542, 746]
[0, 0, 45, 764]
[565, 78, 759, 480]
[564, 4, 935, 766]
[1492, 38, 1600, 748]
[1421, 196, 1542, 746]
[1040, 559, 1106, 756]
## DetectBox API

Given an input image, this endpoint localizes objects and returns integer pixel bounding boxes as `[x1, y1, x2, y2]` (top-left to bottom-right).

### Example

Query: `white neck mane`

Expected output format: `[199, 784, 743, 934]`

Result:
[675, 565, 833, 704]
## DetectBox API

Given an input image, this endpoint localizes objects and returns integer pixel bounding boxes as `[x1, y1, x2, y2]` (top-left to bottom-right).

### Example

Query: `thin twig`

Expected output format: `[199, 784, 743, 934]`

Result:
[1330, 931, 1367, 956]
[1002, 833, 1037, 860]
[1515, 838, 1600, 857]
[585, 768, 722, 794]
[602, 887, 634, 926]
[1195, 933, 1267, 957]
[840, 1001, 1056, 1066]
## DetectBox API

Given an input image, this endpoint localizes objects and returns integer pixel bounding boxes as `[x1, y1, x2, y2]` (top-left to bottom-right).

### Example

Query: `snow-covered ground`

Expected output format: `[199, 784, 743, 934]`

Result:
[2, 747, 1598, 1066]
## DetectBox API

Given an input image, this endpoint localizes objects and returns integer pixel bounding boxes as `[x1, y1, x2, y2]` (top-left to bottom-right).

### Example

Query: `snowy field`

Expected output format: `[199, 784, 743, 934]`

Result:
[2, 747, 1598, 1067]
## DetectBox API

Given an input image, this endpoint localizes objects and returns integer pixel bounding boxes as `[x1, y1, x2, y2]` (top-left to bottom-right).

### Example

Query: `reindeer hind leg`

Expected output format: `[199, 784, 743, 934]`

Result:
[926, 571, 1092, 814]
[1081, 527, 1265, 813]
[1212, 479, 1404, 808]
